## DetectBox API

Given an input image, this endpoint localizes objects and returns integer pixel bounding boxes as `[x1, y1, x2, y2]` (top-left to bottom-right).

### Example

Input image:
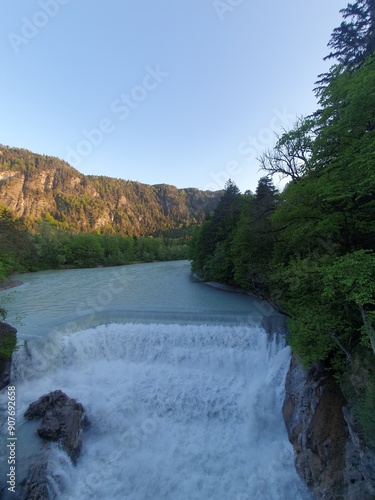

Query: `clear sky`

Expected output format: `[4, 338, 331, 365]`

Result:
[1, 0, 343, 193]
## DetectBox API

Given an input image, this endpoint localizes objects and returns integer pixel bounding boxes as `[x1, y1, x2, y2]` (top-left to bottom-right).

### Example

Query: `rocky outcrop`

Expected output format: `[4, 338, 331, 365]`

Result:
[17, 391, 87, 500]
[0, 321, 17, 390]
[283, 355, 375, 499]
[20, 450, 50, 500]
[0, 145, 221, 236]
[342, 406, 375, 499]
[24, 390, 87, 463]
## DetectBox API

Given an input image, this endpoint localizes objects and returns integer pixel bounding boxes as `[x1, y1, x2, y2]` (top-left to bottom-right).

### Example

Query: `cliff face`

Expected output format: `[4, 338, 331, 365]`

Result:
[0, 146, 221, 235]
[283, 355, 375, 499]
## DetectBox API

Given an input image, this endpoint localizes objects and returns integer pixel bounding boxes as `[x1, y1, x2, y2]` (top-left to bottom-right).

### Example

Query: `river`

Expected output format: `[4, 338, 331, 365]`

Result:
[0, 260, 311, 499]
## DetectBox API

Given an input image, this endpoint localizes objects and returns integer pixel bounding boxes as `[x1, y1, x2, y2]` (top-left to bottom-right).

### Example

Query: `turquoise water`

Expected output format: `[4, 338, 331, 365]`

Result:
[2, 261, 271, 338]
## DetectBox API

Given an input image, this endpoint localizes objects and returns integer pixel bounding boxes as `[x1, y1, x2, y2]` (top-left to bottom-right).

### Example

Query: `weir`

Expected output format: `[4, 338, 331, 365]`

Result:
[0, 262, 311, 499]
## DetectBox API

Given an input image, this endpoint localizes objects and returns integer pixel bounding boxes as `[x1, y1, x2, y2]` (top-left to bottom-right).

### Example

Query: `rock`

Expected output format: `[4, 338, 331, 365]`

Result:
[18, 391, 88, 499]
[0, 145, 222, 236]
[20, 449, 50, 500]
[342, 406, 375, 499]
[24, 390, 87, 463]
[0, 280, 23, 291]
[0, 321, 17, 390]
[19, 444, 73, 500]
[283, 355, 375, 499]
[283, 355, 347, 498]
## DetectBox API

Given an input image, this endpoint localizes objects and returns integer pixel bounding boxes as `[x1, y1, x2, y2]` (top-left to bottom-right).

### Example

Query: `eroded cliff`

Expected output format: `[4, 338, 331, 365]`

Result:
[283, 355, 375, 499]
[0, 145, 221, 236]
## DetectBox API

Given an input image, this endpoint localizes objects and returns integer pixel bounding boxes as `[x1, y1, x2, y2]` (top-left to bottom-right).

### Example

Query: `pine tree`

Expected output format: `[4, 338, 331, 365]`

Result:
[316, 0, 375, 93]
[325, 0, 375, 67]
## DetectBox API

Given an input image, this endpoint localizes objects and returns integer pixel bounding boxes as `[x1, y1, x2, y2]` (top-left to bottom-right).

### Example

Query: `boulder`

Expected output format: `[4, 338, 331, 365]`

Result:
[20, 450, 50, 500]
[24, 390, 87, 463]
[17, 391, 88, 499]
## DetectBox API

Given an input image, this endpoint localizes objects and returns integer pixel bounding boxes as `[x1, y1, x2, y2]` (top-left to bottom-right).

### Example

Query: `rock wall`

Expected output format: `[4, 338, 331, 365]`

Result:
[283, 355, 375, 499]
[0, 145, 221, 235]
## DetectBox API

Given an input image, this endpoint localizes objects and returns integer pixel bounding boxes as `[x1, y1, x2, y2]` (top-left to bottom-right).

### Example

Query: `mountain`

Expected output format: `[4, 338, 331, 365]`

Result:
[0, 145, 221, 236]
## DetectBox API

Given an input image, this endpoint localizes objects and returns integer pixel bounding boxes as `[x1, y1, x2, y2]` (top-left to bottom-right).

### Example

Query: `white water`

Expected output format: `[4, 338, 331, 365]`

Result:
[0, 261, 311, 499]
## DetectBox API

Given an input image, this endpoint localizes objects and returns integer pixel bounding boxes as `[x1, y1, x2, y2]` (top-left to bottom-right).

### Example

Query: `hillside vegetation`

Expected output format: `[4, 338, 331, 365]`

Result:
[190, 0, 375, 447]
[0, 147, 221, 290]
[0, 145, 220, 236]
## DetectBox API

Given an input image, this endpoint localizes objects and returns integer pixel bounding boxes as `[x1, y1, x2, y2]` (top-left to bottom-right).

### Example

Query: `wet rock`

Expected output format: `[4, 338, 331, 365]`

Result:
[20, 450, 50, 500]
[342, 406, 375, 499]
[0, 322, 17, 390]
[24, 390, 86, 463]
[283, 355, 375, 499]
[17, 391, 87, 499]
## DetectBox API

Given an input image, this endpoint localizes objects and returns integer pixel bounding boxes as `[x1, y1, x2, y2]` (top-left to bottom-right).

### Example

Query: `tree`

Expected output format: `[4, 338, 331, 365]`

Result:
[323, 250, 375, 357]
[259, 117, 316, 183]
[0, 204, 37, 273]
[231, 178, 278, 296]
[189, 218, 214, 276]
[32, 221, 71, 269]
[189, 180, 243, 281]
[316, 0, 375, 92]
[68, 234, 105, 268]
[315, 56, 375, 164]
[325, 0, 375, 68]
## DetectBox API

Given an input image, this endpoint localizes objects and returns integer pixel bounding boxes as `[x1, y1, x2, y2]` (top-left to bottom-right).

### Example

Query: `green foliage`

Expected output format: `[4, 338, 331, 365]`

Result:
[0, 329, 17, 360]
[231, 178, 278, 296]
[0, 254, 14, 282]
[189, 180, 243, 282]
[0, 207, 34, 321]
[322, 250, 375, 354]
[322, 250, 375, 307]
[0, 305, 7, 322]
[286, 308, 337, 367]
[316, 0, 375, 92]
[190, 17, 375, 379]
[259, 117, 316, 182]
[32, 231, 190, 269]
[0, 204, 37, 274]
[325, 0, 375, 68]
[0, 145, 220, 238]
[341, 347, 375, 449]
[315, 56, 375, 168]
[0, 200, 190, 290]
[358, 379, 375, 448]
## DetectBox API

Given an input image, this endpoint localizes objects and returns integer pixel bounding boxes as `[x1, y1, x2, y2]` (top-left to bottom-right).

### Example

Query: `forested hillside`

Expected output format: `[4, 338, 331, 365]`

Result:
[0, 145, 221, 236]
[190, 0, 375, 447]
[0, 147, 221, 283]
[0, 202, 191, 288]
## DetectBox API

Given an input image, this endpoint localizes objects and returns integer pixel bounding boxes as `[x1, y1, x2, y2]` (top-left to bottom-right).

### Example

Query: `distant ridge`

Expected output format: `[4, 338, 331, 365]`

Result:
[0, 145, 221, 236]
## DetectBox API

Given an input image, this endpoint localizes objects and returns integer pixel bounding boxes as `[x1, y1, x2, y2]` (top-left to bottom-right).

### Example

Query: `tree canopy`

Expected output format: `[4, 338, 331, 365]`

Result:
[190, 0, 375, 447]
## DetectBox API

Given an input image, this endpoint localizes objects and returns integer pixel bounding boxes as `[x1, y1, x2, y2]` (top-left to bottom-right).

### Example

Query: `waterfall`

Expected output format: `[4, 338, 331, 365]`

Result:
[2, 320, 311, 499]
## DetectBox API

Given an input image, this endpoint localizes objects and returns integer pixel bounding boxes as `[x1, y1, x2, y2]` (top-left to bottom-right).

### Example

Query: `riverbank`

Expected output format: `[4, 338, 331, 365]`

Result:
[191, 272, 247, 294]
[0, 280, 23, 291]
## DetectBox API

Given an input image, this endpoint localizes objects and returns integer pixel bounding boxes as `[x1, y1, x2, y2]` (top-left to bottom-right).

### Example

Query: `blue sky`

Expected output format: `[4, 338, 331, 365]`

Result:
[1, 0, 343, 193]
